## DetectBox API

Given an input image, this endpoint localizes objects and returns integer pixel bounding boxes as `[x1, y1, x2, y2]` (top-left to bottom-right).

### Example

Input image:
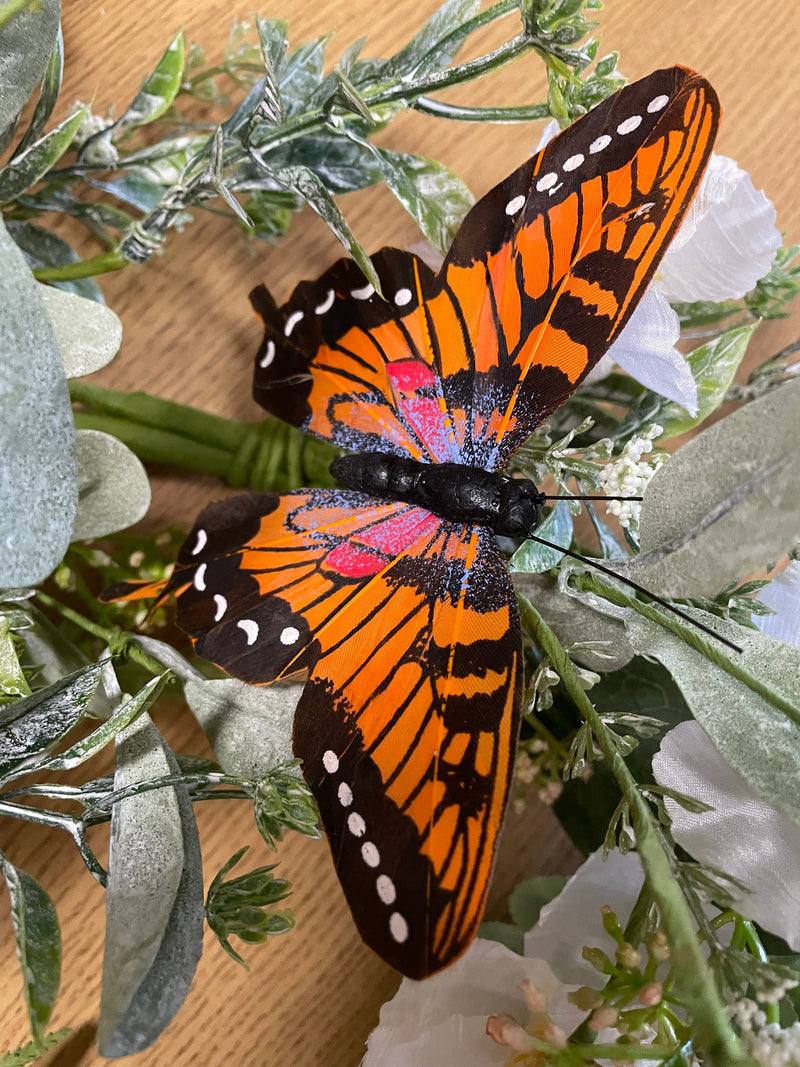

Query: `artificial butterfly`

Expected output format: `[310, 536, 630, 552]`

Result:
[105, 67, 719, 979]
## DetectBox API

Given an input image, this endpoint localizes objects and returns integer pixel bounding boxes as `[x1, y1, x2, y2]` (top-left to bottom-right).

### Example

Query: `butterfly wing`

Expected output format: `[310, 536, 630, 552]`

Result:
[293, 521, 521, 978]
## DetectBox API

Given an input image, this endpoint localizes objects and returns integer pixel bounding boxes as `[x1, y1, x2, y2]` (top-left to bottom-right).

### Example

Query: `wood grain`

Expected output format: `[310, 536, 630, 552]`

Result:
[2, 2, 799, 1064]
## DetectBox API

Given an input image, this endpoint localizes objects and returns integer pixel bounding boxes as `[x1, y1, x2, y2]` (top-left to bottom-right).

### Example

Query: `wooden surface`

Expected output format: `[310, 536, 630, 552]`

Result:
[2, 1, 800, 1064]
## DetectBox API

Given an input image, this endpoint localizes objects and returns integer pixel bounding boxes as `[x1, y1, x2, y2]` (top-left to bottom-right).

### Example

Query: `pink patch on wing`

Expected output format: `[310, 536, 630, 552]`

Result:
[387, 359, 436, 392]
[358, 508, 439, 554]
[326, 543, 388, 578]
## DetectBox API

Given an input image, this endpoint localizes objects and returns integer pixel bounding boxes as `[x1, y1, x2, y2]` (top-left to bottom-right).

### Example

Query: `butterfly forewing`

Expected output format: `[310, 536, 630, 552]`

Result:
[293, 522, 521, 977]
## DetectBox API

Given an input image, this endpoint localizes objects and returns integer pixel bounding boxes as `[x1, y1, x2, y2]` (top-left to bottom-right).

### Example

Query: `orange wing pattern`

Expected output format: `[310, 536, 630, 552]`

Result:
[293, 522, 520, 977]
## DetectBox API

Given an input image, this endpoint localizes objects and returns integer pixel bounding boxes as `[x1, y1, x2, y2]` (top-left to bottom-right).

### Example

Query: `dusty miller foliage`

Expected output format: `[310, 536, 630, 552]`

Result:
[0, 0, 799, 1063]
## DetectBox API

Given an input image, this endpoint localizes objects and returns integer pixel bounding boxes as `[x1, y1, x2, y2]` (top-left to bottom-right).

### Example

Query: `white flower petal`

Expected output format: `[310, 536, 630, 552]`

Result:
[653, 722, 800, 950]
[363, 940, 579, 1067]
[607, 288, 698, 413]
[658, 155, 781, 303]
[535, 118, 561, 152]
[754, 560, 800, 646]
[524, 849, 644, 986]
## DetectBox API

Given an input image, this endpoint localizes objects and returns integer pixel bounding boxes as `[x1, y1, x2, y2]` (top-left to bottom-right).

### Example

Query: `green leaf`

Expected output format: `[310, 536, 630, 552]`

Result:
[270, 164, 381, 295]
[630, 378, 800, 597]
[117, 30, 185, 133]
[0, 0, 60, 133]
[385, 0, 480, 79]
[0, 849, 61, 1043]
[364, 145, 474, 254]
[624, 610, 800, 833]
[12, 25, 62, 156]
[279, 34, 331, 117]
[5, 220, 104, 301]
[98, 713, 204, 1057]
[0, 662, 103, 782]
[511, 500, 573, 574]
[657, 324, 757, 439]
[248, 134, 383, 194]
[508, 874, 568, 930]
[477, 920, 524, 953]
[0, 105, 87, 204]
[255, 16, 287, 126]
[0, 614, 31, 699]
[39, 286, 121, 377]
[0, 218, 77, 587]
[206, 847, 293, 967]
[71, 429, 151, 541]
[0, 1030, 71, 1067]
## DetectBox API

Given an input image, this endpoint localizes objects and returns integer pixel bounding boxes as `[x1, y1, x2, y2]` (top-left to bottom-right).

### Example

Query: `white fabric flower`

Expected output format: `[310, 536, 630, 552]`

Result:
[363, 850, 643, 1066]
[652, 562, 800, 949]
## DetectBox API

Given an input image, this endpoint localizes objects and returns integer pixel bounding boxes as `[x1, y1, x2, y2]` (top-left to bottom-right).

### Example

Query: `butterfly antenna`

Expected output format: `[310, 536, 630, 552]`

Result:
[524, 531, 743, 654]
[542, 495, 643, 502]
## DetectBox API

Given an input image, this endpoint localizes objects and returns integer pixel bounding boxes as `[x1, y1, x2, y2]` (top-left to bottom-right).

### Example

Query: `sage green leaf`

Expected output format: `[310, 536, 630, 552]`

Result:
[71, 430, 150, 542]
[13, 26, 62, 156]
[183, 676, 300, 780]
[98, 713, 204, 1057]
[272, 164, 380, 294]
[657, 324, 757, 439]
[625, 610, 800, 830]
[629, 378, 800, 597]
[34, 672, 169, 775]
[385, 0, 479, 79]
[0, 0, 60, 133]
[510, 500, 573, 574]
[0, 217, 77, 586]
[0, 850, 61, 1042]
[509, 875, 569, 931]
[365, 146, 474, 254]
[0, 105, 87, 204]
[513, 571, 633, 672]
[0, 662, 103, 780]
[6, 220, 104, 301]
[39, 286, 121, 377]
[0, 614, 31, 699]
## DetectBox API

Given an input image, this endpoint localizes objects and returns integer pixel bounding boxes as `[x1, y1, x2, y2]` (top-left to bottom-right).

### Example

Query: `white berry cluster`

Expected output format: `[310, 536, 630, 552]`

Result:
[598, 424, 666, 531]
[731, 997, 800, 1066]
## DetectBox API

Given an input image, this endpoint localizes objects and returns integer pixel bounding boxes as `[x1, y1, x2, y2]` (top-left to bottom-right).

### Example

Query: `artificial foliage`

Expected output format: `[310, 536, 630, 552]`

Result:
[1, 0, 799, 1064]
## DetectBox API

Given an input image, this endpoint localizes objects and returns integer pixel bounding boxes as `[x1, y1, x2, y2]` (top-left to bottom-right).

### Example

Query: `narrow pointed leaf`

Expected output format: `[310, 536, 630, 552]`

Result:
[511, 500, 573, 574]
[0, 850, 61, 1042]
[0, 0, 60, 132]
[0, 105, 87, 204]
[385, 0, 480, 79]
[117, 31, 185, 132]
[13, 26, 63, 156]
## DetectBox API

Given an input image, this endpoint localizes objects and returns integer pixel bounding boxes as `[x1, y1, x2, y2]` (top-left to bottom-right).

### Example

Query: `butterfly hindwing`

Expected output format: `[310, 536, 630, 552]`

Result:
[293, 522, 521, 977]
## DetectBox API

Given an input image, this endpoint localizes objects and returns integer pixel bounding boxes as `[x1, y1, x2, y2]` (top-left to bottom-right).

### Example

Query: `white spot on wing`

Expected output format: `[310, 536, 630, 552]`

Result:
[563, 153, 584, 172]
[347, 812, 366, 837]
[351, 283, 374, 299]
[361, 841, 380, 868]
[315, 289, 335, 314]
[617, 115, 642, 135]
[322, 750, 339, 773]
[394, 288, 412, 306]
[259, 339, 275, 368]
[237, 619, 259, 645]
[376, 874, 396, 904]
[505, 194, 525, 216]
[647, 94, 669, 113]
[193, 563, 207, 591]
[191, 529, 207, 555]
[213, 594, 227, 621]
[389, 912, 409, 943]
[279, 626, 300, 645]
[338, 782, 353, 807]
[284, 310, 303, 336]
[535, 172, 558, 192]
[589, 134, 612, 154]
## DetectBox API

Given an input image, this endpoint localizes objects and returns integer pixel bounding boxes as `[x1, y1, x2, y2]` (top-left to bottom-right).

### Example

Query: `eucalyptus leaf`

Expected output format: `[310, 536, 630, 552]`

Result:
[625, 610, 800, 831]
[39, 286, 121, 378]
[6, 220, 104, 301]
[511, 500, 573, 574]
[98, 713, 204, 1057]
[0, 850, 61, 1042]
[71, 430, 151, 542]
[271, 164, 380, 294]
[363, 145, 474, 254]
[0, 660, 102, 782]
[0, 217, 77, 586]
[657, 324, 757, 439]
[0, 105, 87, 204]
[13, 26, 63, 156]
[0, 0, 60, 133]
[628, 378, 800, 597]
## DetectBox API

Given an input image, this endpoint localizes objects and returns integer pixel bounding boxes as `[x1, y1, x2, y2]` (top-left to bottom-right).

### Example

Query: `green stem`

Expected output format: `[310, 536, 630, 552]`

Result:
[574, 572, 800, 728]
[518, 595, 746, 1067]
[33, 250, 127, 282]
[0, 0, 36, 32]
[413, 97, 550, 122]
